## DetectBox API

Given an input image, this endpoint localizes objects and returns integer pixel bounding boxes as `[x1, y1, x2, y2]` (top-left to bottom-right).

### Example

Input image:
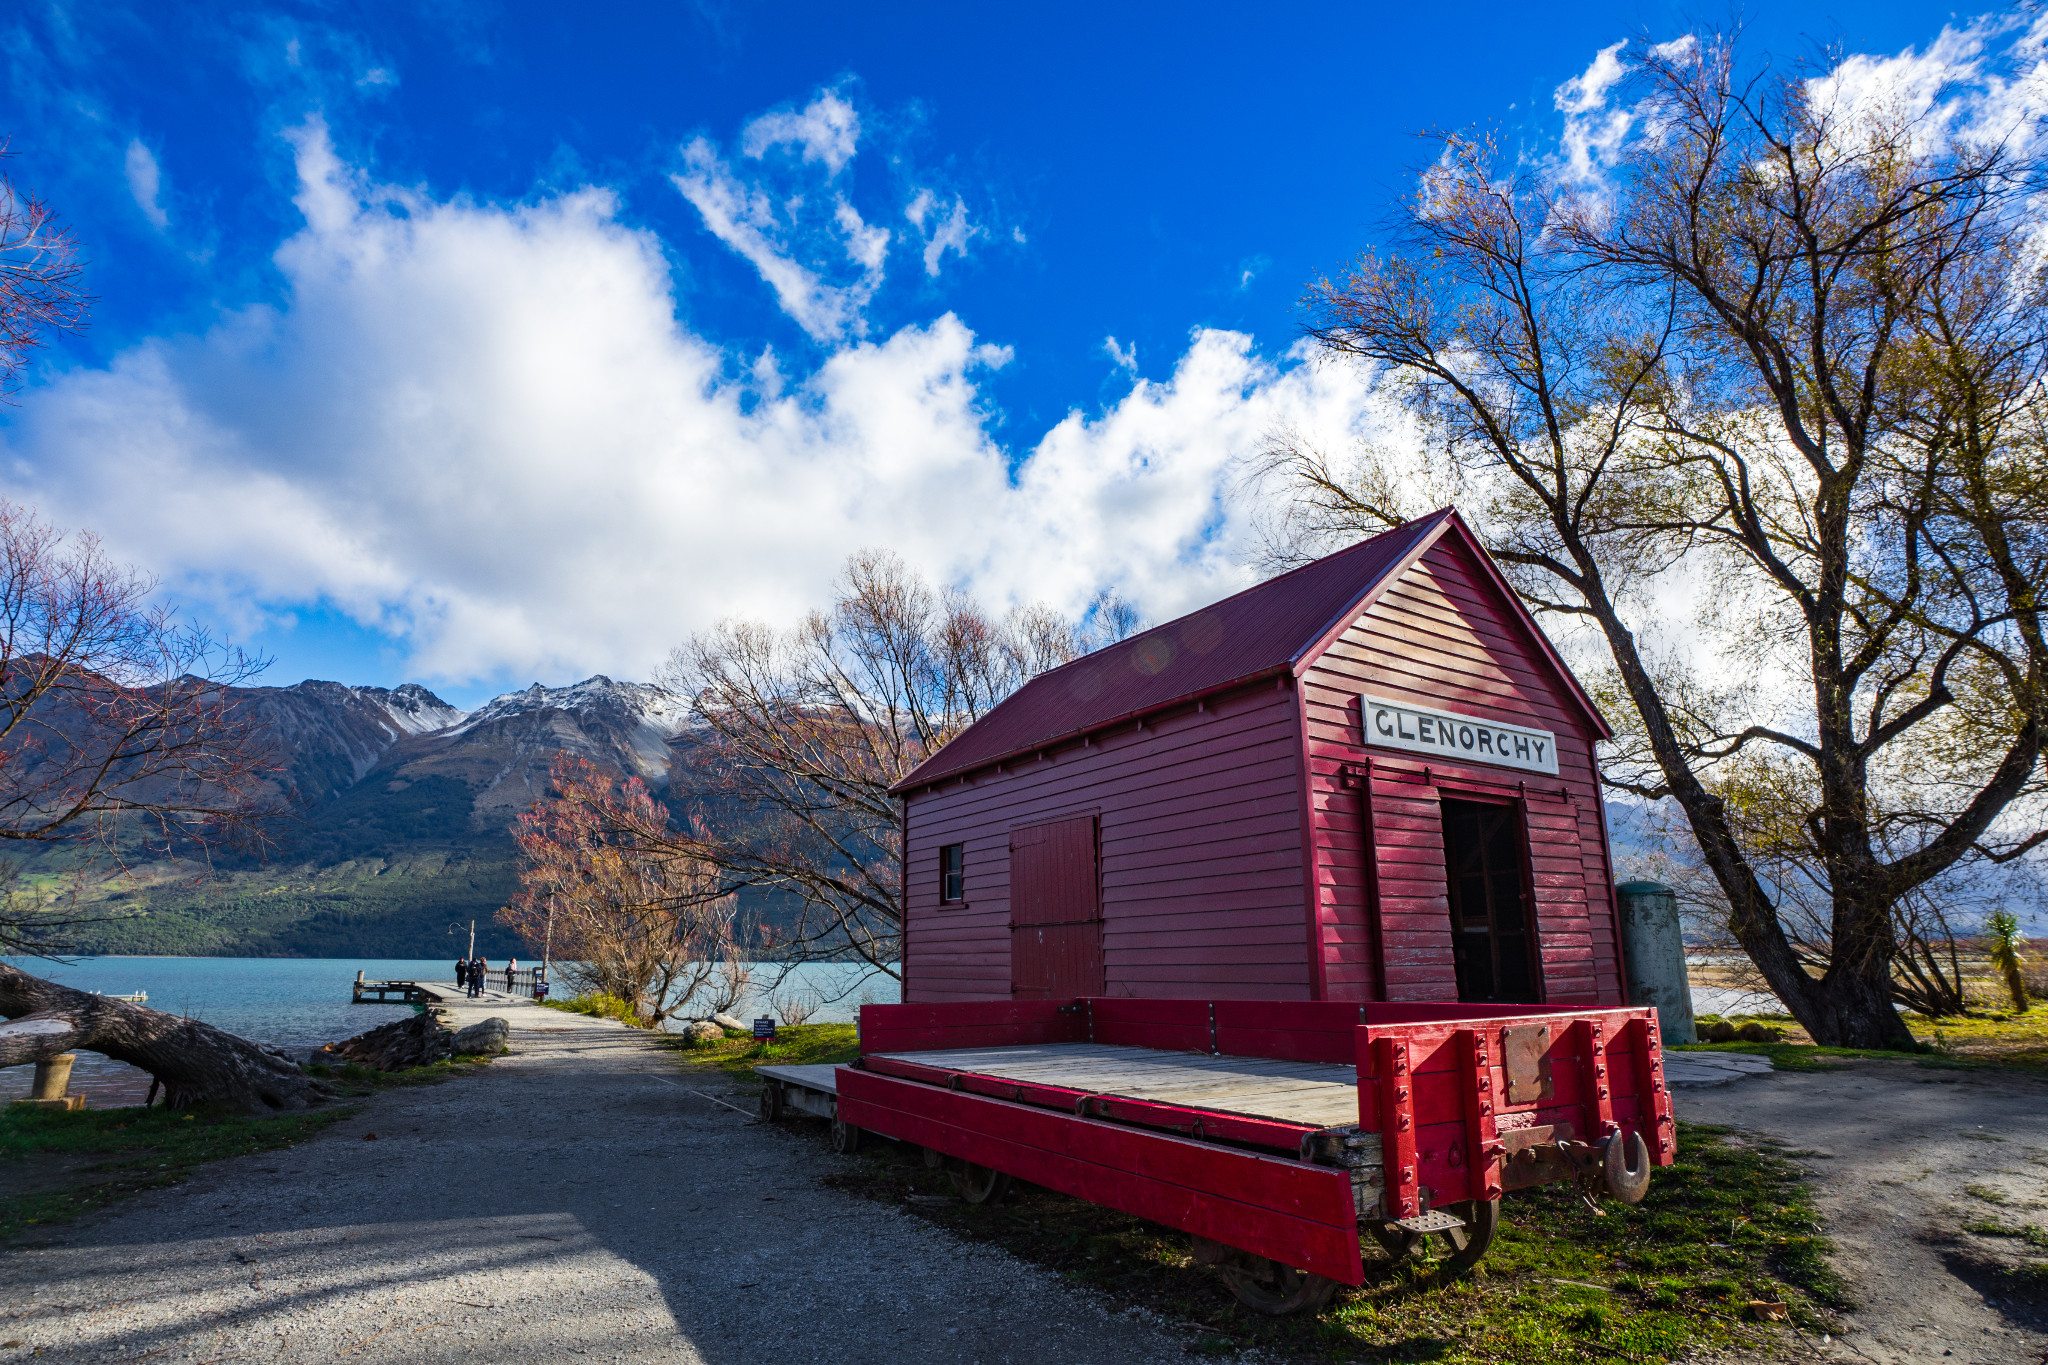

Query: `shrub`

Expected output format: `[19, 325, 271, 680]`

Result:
[540, 991, 646, 1026]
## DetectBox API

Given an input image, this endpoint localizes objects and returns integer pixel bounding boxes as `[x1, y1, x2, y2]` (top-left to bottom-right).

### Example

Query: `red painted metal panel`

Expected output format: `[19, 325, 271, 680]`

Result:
[1376, 1035, 1420, 1219]
[1456, 1028, 1504, 1203]
[836, 1068, 1365, 1285]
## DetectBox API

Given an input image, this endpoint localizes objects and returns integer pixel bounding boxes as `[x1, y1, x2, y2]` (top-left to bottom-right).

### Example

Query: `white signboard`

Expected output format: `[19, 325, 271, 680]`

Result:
[1355, 694, 1559, 776]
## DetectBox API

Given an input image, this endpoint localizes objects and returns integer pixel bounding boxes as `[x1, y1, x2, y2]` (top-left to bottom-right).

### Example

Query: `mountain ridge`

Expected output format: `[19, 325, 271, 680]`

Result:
[57, 672, 701, 958]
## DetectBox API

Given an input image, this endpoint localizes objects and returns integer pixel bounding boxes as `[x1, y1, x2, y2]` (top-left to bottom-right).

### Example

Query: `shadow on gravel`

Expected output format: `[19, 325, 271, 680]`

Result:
[7, 1211, 665, 1359]
[1925, 1233, 2048, 1330]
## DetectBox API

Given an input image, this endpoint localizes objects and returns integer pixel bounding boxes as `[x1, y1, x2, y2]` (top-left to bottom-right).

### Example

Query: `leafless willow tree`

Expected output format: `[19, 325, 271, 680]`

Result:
[660, 549, 1138, 977]
[1261, 34, 2048, 1047]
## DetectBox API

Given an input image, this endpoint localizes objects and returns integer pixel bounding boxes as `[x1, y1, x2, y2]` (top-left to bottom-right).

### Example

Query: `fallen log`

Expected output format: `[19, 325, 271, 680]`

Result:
[0, 963, 333, 1114]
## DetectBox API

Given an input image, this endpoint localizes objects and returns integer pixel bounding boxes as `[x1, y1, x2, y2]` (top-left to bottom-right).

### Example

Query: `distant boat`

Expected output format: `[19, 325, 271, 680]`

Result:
[94, 991, 147, 1003]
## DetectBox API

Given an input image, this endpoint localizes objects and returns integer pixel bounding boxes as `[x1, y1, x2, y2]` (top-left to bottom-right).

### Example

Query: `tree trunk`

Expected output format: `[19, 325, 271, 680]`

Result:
[0, 964, 333, 1114]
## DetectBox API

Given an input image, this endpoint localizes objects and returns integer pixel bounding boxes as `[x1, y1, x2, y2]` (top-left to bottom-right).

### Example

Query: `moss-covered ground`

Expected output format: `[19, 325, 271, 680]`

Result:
[1679, 1001, 2048, 1074]
[691, 1026, 1836, 1363]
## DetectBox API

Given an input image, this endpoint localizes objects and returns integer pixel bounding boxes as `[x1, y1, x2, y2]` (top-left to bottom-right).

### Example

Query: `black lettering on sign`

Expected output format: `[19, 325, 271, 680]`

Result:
[1354, 694, 1558, 775]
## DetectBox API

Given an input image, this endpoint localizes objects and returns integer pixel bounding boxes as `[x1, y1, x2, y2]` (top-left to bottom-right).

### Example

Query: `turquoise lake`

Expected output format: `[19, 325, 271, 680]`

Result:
[1, 957, 897, 1106]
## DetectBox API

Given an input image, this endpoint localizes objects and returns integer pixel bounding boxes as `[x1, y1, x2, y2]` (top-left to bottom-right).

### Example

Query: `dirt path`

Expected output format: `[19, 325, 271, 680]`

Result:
[1677, 1060, 2048, 1365]
[0, 1007, 1189, 1364]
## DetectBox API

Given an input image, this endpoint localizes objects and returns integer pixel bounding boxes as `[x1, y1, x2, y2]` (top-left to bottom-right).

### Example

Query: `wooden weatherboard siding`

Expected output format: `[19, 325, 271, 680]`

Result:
[896, 507, 1620, 1009]
[1296, 531, 1621, 1005]
[902, 682, 1310, 1002]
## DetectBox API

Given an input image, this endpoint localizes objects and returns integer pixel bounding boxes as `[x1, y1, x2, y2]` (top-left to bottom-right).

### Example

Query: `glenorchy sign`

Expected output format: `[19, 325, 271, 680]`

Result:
[1355, 694, 1559, 776]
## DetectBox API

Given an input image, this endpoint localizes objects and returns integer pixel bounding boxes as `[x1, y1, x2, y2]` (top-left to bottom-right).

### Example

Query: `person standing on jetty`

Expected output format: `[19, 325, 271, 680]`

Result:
[505, 957, 518, 992]
[471, 959, 489, 998]
[453, 956, 465, 991]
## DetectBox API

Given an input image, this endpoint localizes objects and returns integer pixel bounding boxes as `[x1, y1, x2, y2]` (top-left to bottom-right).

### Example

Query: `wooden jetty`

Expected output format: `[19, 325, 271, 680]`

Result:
[352, 973, 432, 1004]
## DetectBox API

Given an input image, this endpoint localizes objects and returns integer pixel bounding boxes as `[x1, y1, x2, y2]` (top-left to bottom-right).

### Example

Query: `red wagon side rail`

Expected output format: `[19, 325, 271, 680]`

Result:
[824, 997, 1675, 1309]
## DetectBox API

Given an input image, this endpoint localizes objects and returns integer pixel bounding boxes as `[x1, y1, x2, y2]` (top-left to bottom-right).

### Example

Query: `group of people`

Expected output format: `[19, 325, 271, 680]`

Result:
[454, 956, 522, 998]
[452, 956, 546, 999]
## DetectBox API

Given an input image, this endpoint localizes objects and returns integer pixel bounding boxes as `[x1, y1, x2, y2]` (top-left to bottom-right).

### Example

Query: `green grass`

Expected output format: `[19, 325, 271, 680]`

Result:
[1, 1055, 493, 1242]
[0, 1103, 344, 1241]
[539, 992, 649, 1026]
[1677, 1006, 2048, 1074]
[692, 1021, 860, 1077]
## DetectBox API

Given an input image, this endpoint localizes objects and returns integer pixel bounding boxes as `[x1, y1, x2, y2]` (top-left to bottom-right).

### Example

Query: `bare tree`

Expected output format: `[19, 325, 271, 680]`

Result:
[497, 753, 743, 1028]
[0, 503, 280, 952]
[1269, 34, 2048, 1047]
[661, 550, 1127, 976]
[0, 144, 87, 396]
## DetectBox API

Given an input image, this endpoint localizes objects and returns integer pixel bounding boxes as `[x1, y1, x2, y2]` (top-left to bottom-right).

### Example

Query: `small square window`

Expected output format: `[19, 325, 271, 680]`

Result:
[939, 843, 965, 904]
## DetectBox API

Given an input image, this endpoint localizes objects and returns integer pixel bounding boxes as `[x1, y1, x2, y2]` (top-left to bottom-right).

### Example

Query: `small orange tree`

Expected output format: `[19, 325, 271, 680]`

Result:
[498, 753, 742, 1027]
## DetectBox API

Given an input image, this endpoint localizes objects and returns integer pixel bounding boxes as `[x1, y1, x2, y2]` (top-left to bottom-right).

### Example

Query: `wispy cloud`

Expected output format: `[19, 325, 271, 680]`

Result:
[905, 188, 979, 276]
[740, 89, 860, 172]
[671, 136, 886, 343]
[124, 139, 169, 229]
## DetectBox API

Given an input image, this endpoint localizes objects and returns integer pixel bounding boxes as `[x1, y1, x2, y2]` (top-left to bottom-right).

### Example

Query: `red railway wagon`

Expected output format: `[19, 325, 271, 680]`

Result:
[807, 995, 1675, 1314]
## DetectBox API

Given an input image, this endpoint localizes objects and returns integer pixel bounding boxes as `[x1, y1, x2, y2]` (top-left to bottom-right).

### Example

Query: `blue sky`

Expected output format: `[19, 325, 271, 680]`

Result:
[0, 1, 2001, 708]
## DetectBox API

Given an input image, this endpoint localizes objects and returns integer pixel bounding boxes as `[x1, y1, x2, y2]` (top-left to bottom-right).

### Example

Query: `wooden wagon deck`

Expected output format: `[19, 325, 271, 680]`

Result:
[870, 1043, 1361, 1129]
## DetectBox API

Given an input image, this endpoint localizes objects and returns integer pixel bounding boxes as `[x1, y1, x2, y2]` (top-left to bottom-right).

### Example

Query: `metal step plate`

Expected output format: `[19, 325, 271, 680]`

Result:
[1391, 1209, 1468, 1234]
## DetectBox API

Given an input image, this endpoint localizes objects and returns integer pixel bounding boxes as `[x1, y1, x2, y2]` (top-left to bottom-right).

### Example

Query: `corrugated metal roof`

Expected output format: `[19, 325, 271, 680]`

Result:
[893, 511, 1452, 792]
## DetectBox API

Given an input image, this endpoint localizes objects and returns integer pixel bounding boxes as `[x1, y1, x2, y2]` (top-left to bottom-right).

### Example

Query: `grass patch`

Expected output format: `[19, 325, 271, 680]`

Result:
[539, 992, 647, 1027]
[303, 1053, 495, 1095]
[1, 1055, 493, 1242]
[0, 1103, 343, 1242]
[1678, 1005, 2048, 1074]
[772, 1114, 1838, 1363]
[678, 1021, 861, 1079]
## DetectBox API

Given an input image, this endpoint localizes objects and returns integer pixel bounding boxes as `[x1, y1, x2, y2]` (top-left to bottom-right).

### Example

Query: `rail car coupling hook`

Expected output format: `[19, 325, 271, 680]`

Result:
[1601, 1129, 1652, 1205]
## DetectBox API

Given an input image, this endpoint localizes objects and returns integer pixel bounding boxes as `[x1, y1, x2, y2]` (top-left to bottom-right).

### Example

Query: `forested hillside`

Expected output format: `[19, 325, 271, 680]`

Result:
[51, 677, 693, 958]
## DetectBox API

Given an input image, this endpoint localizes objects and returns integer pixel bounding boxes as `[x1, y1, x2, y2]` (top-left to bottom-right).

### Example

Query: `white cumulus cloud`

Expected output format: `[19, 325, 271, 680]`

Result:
[0, 125, 1385, 689]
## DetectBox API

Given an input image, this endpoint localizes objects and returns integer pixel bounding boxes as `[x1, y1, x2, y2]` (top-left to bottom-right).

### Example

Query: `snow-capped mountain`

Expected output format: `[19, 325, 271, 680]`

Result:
[235, 672, 693, 822]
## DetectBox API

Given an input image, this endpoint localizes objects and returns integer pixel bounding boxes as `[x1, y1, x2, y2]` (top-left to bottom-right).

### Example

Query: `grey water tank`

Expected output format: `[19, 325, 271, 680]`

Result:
[1615, 880, 1695, 1044]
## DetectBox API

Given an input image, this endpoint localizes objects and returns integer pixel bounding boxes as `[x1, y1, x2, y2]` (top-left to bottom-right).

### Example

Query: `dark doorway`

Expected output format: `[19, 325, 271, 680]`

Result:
[1009, 815, 1104, 999]
[1440, 798, 1537, 1003]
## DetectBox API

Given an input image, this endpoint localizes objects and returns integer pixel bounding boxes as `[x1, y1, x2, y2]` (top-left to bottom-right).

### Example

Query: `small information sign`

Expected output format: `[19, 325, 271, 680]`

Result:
[753, 1016, 778, 1042]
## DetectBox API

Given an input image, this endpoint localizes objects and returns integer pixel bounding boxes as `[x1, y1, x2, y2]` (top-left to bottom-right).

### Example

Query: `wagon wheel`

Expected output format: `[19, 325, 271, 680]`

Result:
[948, 1162, 1012, 1205]
[1214, 1257, 1340, 1316]
[830, 1116, 861, 1154]
[1367, 1199, 1501, 1273]
[758, 1082, 784, 1123]
[922, 1145, 945, 1169]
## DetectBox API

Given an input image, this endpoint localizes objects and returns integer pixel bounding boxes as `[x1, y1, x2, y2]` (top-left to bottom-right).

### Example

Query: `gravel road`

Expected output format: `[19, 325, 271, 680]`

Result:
[1678, 1059, 2048, 1365]
[0, 1004, 1190, 1364]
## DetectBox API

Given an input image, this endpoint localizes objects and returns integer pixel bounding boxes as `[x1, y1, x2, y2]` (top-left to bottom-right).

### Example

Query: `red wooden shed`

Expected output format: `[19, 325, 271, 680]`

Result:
[891, 508, 1625, 1008]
